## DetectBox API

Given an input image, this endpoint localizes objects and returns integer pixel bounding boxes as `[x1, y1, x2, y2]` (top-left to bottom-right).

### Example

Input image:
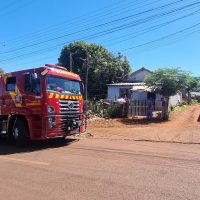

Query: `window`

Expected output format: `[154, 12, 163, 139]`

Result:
[6, 77, 16, 91]
[46, 76, 81, 95]
[25, 73, 41, 95]
[119, 88, 130, 98]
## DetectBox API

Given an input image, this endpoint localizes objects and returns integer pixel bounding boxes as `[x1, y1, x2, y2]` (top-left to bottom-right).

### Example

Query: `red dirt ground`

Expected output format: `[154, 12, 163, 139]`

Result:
[87, 104, 200, 143]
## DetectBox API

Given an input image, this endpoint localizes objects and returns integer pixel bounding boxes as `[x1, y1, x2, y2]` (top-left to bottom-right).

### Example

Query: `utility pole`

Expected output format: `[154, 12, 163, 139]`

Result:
[83, 51, 93, 132]
[85, 52, 89, 102]
[84, 51, 90, 132]
[69, 52, 73, 72]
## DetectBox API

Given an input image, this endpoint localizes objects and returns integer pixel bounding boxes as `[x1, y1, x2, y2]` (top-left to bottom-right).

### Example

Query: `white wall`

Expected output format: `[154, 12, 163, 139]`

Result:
[132, 91, 147, 100]
[108, 86, 120, 100]
[107, 86, 132, 100]
[130, 70, 151, 82]
[169, 92, 182, 107]
[156, 93, 163, 100]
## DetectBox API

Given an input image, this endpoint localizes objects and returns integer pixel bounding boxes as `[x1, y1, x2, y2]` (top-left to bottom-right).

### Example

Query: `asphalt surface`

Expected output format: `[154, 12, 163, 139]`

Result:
[0, 138, 200, 200]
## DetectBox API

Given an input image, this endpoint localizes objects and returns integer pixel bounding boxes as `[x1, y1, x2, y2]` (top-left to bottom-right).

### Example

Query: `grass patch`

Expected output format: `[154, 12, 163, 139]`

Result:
[172, 105, 189, 113]
[172, 100, 199, 113]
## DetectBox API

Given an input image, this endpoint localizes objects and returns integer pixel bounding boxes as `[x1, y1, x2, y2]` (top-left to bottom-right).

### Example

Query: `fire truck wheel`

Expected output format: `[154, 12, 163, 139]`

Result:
[13, 119, 29, 146]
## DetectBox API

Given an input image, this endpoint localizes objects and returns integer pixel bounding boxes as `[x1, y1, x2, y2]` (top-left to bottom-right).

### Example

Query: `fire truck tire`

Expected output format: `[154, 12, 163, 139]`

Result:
[13, 119, 29, 146]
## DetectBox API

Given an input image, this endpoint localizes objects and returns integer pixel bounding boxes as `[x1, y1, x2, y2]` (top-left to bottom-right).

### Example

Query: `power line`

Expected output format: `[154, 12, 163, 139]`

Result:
[0, 0, 164, 53]
[121, 22, 200, 52]
[1, 0, 200, 66]
[3, 21, 200, 69]
[102, 7, 200, 46]
[1, 4, 199, 64]
[4, 0, 141, 44]
[0, 0, 196, 54]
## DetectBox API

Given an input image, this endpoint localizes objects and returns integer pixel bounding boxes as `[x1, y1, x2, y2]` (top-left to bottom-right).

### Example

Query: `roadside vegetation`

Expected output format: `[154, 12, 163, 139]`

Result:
[145, 68, 200, 105]
[171, 99, 199, 113]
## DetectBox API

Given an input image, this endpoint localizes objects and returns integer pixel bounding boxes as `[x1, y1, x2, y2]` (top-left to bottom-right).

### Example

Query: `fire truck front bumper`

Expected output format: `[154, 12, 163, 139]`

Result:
[45, 114, 85, 138]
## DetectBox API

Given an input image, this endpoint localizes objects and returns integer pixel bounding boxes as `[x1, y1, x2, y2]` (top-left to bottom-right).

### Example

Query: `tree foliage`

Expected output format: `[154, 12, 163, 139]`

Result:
[58, 41, 132, 99]
[144, 68, 200, 97]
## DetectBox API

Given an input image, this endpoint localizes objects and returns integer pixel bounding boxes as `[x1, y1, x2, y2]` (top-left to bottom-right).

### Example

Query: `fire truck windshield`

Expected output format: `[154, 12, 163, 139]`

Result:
[46, 76, 81, 95]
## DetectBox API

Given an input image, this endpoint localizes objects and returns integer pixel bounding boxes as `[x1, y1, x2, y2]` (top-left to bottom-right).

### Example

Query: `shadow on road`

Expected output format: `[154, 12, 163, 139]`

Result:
[0, 138, 79, 155]
[118, 118, 169, 125]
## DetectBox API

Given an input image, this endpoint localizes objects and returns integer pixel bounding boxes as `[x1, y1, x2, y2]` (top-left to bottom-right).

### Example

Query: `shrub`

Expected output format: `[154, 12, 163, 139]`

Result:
[191, 99, 199, 105]
[106, 104, 122, 118]
[181, 100, 188, 106]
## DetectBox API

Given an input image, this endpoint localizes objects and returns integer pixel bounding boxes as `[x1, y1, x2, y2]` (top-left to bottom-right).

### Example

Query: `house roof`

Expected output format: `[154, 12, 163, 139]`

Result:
[107, 82, 144, 86]
[108, 82, 153, 92]
[131, 84, 152, 92]
[130, 67, 152, 77]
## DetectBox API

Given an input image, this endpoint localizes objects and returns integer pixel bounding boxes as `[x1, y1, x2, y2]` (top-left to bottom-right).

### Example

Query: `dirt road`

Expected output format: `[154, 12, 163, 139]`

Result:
[1, 138, 200, 200]
[88, 104, 200, 143]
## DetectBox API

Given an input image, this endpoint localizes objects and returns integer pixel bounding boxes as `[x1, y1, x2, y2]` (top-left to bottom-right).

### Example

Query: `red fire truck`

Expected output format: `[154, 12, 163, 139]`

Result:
[0, 64, 85, 145]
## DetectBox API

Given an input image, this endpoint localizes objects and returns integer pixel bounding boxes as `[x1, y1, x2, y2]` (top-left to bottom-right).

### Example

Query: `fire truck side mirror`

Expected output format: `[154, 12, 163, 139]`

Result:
[81, 82, 84, 95]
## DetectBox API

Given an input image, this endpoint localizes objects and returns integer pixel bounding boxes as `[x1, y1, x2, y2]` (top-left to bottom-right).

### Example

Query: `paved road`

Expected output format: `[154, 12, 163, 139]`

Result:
[0, 138, 200, 200]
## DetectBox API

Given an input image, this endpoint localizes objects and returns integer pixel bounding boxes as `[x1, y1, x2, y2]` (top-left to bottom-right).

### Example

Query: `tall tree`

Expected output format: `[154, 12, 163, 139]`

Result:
[58, 41, 132, 99]
[144, 68, 200, 104]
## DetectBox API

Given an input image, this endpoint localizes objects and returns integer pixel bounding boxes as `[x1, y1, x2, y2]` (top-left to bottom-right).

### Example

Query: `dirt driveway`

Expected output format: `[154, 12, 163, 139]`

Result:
[87, 104, 200, 144]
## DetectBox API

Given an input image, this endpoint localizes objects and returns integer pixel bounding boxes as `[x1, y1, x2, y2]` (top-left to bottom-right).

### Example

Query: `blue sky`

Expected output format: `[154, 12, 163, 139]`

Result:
[0, 0, 200, 76]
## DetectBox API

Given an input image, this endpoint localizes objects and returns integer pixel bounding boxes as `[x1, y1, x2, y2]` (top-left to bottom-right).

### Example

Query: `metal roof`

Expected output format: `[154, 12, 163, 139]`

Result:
[108, 82, 153, 92]
[131, 85, 152, 92]
[107, 82, 144, 86]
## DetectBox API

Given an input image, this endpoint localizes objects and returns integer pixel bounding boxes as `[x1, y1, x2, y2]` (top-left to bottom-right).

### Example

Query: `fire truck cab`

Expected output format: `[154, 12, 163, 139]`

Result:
[0, 64, 85, 145]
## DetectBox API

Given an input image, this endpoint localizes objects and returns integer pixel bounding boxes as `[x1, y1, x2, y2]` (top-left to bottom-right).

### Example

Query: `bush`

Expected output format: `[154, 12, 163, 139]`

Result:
[106, 104, 122, 118]
[181, 100, 188, 106]
[191, 99, 199, 105]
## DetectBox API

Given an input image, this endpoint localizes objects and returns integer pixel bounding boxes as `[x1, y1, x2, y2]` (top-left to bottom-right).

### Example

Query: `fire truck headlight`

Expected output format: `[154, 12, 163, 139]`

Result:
[48, 117, 56, 129]
[48, 106, 55, 114]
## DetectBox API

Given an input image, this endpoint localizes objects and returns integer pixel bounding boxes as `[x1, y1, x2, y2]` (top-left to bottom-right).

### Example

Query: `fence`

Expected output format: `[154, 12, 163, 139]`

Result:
[85, 99, 168, 119]
[129, 100, 167, 118]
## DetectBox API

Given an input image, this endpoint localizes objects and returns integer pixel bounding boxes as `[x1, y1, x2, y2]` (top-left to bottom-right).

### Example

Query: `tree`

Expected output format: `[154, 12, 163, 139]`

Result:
[181, 75, 200, 104]
[144, 68, 200, 104]
[58, 41, 132, 99]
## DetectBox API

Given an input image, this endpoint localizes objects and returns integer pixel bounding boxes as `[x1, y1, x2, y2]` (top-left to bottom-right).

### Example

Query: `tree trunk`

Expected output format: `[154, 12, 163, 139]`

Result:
[187, 91, 191, 105]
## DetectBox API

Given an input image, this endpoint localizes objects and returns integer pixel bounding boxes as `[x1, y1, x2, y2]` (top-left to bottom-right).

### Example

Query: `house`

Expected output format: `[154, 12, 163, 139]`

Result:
[191, 92, 200, 101]
[107, 67, 182, 107]
[128, 67, 152, 83]
[107, 67, 152, 100]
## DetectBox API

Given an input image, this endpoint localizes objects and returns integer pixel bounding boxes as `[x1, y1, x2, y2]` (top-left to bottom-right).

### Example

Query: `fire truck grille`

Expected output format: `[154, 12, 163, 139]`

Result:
[60, 115, 80, 132]
[58, 99, 81, 132]
[59, 99, 79, 114]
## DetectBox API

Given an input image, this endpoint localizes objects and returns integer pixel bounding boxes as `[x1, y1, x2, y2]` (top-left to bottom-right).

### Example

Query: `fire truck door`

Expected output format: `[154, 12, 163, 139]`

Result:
[1, 76, 17, 115]
[23, 74, 42, 113]
[0, 77, 4, 115]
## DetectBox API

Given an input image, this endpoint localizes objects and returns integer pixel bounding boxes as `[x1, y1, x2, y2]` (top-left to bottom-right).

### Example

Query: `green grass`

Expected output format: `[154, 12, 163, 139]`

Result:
[172, 105, 189, 113]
